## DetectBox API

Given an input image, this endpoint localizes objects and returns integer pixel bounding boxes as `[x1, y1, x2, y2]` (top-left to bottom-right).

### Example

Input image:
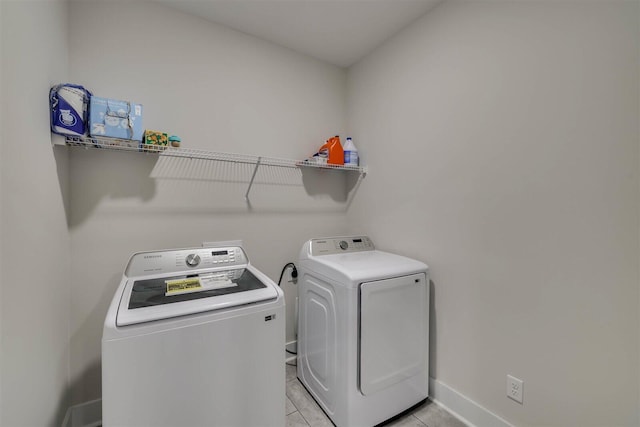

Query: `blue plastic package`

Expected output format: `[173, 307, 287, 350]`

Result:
[50, 83, 92, 136]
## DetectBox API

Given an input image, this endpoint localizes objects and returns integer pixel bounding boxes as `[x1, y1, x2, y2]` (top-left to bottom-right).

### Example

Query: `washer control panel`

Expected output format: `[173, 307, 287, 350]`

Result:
[310, 236, 374, 256]
[126, 246, 248, 277]
[185, 253, 201, 267]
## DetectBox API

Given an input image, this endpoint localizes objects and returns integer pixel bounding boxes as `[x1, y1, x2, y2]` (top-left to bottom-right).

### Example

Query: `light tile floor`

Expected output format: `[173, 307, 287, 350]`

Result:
[285, 364, 467, 427]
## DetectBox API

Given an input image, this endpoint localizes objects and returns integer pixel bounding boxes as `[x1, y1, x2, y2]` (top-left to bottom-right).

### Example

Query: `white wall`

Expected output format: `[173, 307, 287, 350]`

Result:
[347, 1, 639, 426]
[0, 1, 4, 421]
[0, 1, 71, 426]
[67, 1, 350, 404]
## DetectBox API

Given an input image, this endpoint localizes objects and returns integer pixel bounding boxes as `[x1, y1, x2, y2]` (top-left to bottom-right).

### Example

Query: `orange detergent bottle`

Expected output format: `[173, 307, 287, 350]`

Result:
[318, 136, 344, 165]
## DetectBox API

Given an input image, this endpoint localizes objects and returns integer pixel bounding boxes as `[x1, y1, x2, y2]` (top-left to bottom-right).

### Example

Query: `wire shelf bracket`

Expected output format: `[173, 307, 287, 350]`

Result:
[245, 156, 262, 201]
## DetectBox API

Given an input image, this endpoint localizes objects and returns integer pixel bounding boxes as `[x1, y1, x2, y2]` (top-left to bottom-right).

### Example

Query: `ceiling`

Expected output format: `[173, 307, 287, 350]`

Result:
[158, 0, 442, 68]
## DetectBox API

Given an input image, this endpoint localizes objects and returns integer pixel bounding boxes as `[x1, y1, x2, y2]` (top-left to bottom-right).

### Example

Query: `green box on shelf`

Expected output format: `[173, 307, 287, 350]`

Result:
[143, 130, 168, 151]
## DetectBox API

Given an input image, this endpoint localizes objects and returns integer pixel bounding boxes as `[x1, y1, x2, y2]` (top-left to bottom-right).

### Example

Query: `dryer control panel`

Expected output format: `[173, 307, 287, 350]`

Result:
[309, 236, 375, 256]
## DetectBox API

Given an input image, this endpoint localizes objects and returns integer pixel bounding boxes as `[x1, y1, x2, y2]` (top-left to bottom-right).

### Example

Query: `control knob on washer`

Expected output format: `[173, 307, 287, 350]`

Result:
[339, 240, 349, 250]
[185, 254, 201, 267]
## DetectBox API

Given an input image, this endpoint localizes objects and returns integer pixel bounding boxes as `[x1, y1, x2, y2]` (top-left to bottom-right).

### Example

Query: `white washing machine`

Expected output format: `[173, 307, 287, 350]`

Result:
[102, 242, 285, 427]
[297, 236, 429, 427]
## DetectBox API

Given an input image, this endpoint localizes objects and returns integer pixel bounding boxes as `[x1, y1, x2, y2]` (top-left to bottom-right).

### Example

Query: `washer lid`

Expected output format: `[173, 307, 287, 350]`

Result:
[116, 266, 278, 326]
[301, 250, 428, 286]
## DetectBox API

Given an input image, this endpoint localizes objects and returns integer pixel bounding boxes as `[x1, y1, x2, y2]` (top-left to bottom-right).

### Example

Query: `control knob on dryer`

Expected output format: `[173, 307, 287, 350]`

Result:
[339, 240, 349, 250]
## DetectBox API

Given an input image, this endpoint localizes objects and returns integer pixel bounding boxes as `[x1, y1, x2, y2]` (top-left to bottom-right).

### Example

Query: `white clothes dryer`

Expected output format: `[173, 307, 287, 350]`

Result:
[297, 236, 429, 427]
[102, 242, 285, 427]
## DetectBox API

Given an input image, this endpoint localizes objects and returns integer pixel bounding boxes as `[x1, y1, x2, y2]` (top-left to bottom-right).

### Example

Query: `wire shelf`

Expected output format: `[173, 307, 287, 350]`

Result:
[64, 136, 366, 202]
[64, 136, 366, 173]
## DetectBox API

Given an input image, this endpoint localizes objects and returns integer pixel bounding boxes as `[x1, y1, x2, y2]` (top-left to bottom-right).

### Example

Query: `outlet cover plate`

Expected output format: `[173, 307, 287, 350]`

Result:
[507, 375, 523, 404]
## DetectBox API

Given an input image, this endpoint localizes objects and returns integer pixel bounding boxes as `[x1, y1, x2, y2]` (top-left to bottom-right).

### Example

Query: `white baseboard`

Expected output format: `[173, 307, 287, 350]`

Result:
[429, 377, 513, 427]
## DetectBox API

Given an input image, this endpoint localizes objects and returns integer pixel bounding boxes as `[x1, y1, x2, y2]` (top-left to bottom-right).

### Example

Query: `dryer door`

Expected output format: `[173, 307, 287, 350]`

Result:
[359, 273, 428, 396]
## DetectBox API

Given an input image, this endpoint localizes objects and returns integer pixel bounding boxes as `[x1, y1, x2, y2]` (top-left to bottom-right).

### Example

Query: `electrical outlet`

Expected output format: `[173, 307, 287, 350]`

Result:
[507, 375, 523, 404]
